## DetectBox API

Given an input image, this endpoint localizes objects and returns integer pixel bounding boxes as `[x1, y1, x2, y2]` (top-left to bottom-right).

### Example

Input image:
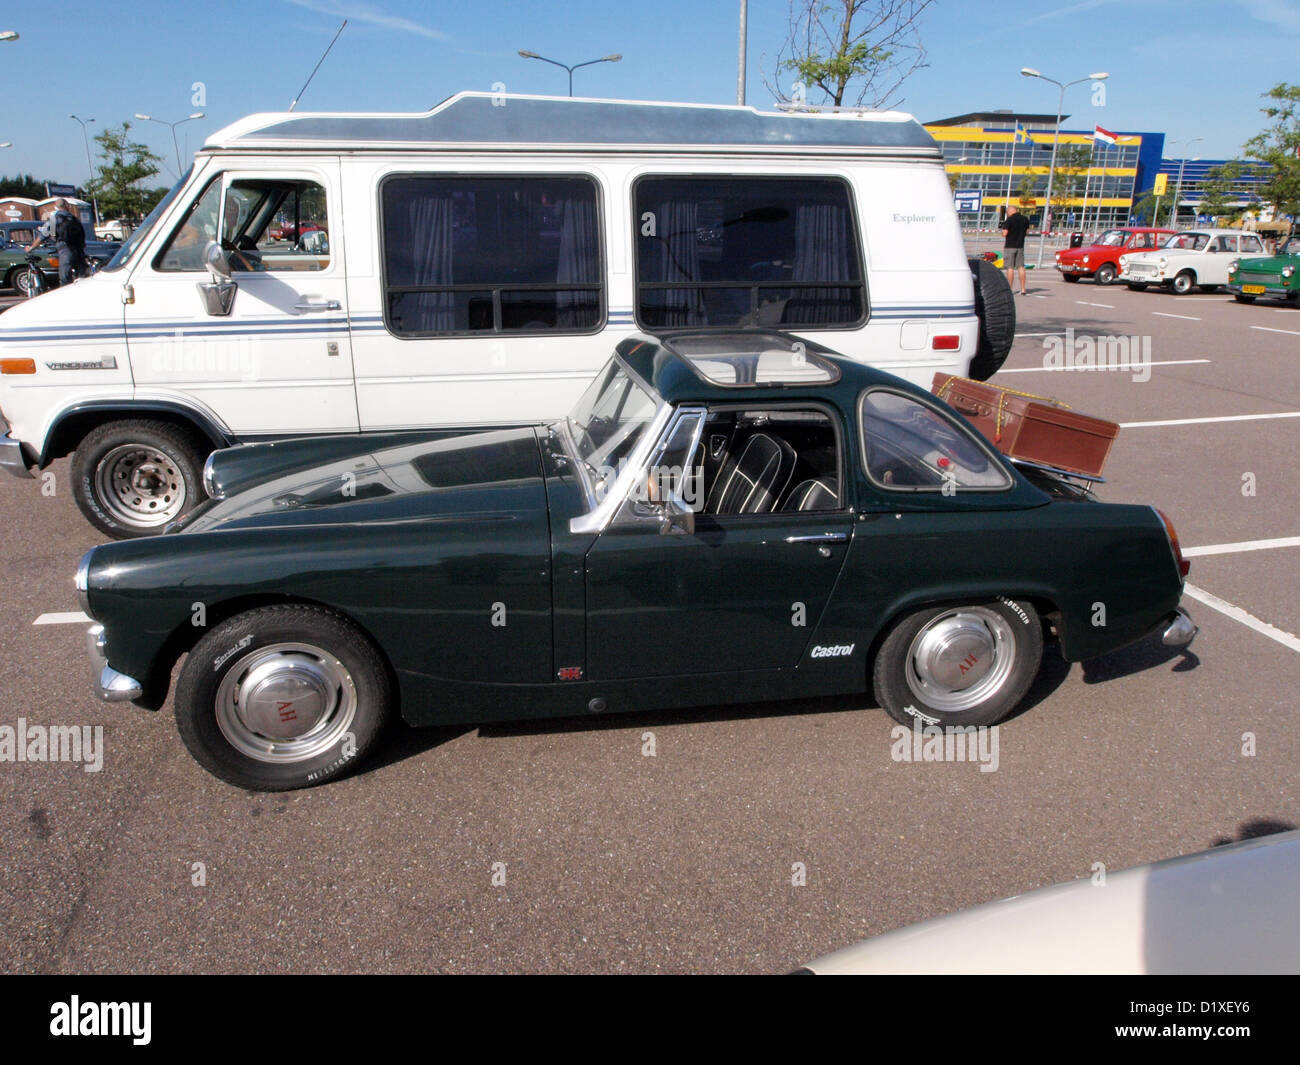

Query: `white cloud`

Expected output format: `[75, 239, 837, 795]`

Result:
[283, 0, 448, 41]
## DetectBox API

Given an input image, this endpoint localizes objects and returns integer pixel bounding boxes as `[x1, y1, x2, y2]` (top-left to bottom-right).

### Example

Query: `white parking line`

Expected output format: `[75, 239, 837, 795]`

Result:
[1001, 359, 1210, 374]
[33, 611, 90, 626]
[1075, 300, 1114, 308]
[1014, 332, 1067, 337]
[1250, 325, 1300, 337]
[1184, 536, 1300, 558]
[1151, 311, 1200, 320]
[1121, 411, 1300, 428]
[1182, 583, 1300, 654]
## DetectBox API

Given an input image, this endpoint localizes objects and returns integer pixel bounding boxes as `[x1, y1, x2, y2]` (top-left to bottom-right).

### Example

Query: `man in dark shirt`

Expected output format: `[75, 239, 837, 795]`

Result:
[1000, 205, 1031, 294]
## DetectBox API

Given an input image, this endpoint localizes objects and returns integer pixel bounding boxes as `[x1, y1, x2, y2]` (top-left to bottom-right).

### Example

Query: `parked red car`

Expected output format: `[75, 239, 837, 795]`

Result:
[1055, 227, 1176, 285]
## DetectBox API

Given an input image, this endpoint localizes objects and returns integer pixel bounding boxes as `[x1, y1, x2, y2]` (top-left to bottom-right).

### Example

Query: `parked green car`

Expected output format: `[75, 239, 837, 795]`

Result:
[1227, 233, 1300, 303]
[0, 222, 58, 295]
[77, 331, 1196, 791]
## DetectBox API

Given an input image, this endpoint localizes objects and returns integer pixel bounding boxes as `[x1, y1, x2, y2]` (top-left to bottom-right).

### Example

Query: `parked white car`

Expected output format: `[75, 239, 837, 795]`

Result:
[1118, 228, 1267, 294]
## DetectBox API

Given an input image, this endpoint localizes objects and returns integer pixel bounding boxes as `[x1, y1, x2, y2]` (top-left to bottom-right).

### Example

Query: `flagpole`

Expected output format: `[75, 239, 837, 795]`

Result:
[1081, 138, 1093, 238]
[1005, 127, 1016, 216]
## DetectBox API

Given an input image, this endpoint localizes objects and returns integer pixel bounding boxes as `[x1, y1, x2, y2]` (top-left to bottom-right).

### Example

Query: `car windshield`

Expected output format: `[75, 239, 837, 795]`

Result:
[102, 166, 193, 272]
[1163, 232, 1208, 251]
[565, 359, 659, 492]
[1281, 236, 1300, 256]
[1096, 229, 1127, 247]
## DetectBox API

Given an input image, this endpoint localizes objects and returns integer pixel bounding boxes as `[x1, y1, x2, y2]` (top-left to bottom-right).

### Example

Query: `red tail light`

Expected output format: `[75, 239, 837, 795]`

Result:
[931, 335, 960, 350]
[1154, 508, 1190, 577]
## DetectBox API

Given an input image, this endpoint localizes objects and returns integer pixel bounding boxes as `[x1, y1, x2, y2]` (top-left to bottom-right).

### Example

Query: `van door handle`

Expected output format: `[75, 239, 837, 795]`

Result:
[294, 298, 341, 313]
[785, 532, 849, 544]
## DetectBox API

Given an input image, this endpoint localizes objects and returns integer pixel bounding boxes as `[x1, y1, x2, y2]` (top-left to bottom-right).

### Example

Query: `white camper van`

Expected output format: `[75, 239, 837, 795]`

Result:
[0, 92, 1013, 537]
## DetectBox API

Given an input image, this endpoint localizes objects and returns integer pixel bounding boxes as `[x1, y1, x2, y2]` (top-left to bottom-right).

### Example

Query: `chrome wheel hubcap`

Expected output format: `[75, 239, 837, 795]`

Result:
[905, 607, 1017, 714]
[214, 642, 357, 763]
[95, 443, 187, 527]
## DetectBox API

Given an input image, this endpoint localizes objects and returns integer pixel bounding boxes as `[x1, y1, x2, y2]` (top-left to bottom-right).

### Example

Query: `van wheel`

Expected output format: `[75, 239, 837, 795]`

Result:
[873, 598, 1043, 729]
[1094, 263, 1118, 286]
[1172, 271, 1196, 295]
[966, 257, 1016, 381]
[72, 419, 206, 538]
[175, 605, 393, 791]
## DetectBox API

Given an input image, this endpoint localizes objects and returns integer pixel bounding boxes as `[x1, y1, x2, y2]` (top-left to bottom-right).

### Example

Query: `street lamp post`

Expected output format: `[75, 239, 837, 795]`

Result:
[70, 114, 99, 225]
[1168, 136, 1203, 229]
[134, 112, 205, 179]
[1020, 67, 1108, 270]
[517, 51, 621, 96]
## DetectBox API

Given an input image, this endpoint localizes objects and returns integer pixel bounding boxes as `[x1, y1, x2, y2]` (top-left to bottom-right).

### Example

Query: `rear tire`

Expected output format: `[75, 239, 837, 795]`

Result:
[874, 598, 1043, 729]
[14, 265, 40, 297]
[71, 419, 207, 539]
[175, 605, 393, 791]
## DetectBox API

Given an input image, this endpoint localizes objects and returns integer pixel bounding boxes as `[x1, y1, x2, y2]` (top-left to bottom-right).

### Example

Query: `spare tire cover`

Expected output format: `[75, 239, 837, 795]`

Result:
[967, 257, 1016, 380]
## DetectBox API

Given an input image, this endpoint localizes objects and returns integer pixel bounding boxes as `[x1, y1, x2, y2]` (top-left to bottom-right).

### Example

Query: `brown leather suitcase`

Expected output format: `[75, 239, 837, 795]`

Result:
[932, 374, 1119, 477]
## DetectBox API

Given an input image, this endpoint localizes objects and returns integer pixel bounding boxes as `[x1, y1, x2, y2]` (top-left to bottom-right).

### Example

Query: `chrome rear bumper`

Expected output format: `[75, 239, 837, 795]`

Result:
[1161, 607, 1197, 647]
[86, 623, 144, 702]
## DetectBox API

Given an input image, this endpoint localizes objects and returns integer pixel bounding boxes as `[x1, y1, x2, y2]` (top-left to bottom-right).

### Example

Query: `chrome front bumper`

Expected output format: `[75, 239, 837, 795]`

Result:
[86, 623, 144, 702]
[0, 433, 34, 478]
[1161, 607, 1197, 647]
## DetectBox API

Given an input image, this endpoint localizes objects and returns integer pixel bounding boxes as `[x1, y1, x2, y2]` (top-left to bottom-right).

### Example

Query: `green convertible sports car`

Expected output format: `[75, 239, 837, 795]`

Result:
[77, 331, 1196, 791]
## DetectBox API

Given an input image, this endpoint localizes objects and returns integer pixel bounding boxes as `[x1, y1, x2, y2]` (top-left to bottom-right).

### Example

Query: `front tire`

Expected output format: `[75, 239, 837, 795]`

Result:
[1127, 282, 1148, 291]
[175, 606, 394, 791]
[1062, 273, 1080, 283]
[1094, 263, 1117, 286]
[873, 598, 1043, 729]
[71, 419, 206, 538]
[1234, 293, 1256, 304]
[14, 265, 40, 297]
[1172, 271, 1196, 295]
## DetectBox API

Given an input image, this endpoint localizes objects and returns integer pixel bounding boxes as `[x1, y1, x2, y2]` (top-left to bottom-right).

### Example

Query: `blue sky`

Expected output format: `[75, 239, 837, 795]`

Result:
[2, 0, 1296, 187]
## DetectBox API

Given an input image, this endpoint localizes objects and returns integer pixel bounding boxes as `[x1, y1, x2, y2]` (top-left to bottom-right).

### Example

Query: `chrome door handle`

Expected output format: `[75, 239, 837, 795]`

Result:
[785, 532, 849, 544]
[294, 299, 341, 313]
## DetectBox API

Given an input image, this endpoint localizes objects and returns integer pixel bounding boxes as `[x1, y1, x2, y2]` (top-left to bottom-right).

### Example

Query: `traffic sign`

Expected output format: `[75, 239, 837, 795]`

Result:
[954, 189, 982, 213]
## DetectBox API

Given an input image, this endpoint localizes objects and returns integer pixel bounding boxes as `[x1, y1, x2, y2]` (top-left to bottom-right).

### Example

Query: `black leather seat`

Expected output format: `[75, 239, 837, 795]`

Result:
[780, 478, 839, 512]
[706, 432, 796, 514]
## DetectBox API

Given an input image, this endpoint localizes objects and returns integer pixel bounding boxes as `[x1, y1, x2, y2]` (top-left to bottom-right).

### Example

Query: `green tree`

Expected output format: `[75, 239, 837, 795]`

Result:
[1130, 187, 1160, 225]
[0, 173, 50, 199]
[1014, 168, 1045, 209]
[1244, 83, 1300, 221]
[88, 123, 164, 223]
[764, 0, 935, 109]
[1051, 143, 1093, 218]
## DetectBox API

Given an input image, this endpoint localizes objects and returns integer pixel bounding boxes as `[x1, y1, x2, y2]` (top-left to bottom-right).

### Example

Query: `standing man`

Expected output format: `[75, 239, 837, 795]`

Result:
[26, 199, 87, 285]
[1000, 205, 1031, 295]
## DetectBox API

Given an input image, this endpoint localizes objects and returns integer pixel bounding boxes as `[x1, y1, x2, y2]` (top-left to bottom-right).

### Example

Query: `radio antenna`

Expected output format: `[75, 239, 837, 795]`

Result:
[289, 19, 347, 112]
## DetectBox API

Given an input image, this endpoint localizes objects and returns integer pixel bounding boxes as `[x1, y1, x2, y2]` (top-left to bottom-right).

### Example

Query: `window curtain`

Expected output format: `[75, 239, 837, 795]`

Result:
[556, 193, 599, 328]
[648, 199, 707, 327]
[792, 202, 855, 325]
[400, 187, 455, 332]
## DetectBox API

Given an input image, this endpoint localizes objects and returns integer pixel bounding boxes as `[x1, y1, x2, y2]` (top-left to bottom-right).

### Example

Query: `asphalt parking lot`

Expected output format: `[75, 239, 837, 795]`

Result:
[1, 269, 1297, 974]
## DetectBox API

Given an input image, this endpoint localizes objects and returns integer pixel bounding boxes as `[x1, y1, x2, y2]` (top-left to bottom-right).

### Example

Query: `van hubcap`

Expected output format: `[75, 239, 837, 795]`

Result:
[95, 444, 187, 527]
[215, 643, 357, 763]
[905, 608, 1017, 713]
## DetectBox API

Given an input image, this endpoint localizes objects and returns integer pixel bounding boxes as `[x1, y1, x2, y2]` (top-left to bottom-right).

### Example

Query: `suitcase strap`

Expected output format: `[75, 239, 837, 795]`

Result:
[935, 376, 1071, 444]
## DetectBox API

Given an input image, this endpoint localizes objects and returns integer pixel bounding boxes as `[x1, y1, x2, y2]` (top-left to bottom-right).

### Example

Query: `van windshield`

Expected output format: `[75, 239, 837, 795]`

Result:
[101, 166, 193, 272]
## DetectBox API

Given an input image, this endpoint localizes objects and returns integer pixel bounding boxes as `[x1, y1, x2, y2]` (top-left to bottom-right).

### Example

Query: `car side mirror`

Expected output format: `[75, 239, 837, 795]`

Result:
[197, 241, 238, 316]
[655, 495, 696, 536]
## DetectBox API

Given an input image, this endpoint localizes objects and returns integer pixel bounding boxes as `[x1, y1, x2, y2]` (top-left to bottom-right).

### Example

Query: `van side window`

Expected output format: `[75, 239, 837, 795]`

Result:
[634, 177, 865, 330]
[155, 178, 330, 272]
[380, 175, 602, 336]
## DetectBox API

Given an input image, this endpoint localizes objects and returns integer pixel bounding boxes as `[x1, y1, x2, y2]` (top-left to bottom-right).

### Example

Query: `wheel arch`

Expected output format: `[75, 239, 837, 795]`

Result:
[139, 592, 401, 714]
[862, 587, 1061, 688]
[40, 400, 234, 467]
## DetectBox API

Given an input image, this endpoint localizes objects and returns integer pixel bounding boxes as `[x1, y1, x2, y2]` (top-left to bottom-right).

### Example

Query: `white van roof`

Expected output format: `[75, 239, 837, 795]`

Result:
[204, 91, 938, 155]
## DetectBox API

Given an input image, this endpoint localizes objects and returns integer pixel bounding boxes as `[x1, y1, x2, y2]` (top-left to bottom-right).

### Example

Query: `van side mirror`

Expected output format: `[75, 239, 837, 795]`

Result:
[197, 241, 238, 316]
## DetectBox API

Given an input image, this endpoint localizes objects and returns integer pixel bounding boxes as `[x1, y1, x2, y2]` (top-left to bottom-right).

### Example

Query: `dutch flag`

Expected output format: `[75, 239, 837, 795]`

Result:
[1093, 125, 1119, 146]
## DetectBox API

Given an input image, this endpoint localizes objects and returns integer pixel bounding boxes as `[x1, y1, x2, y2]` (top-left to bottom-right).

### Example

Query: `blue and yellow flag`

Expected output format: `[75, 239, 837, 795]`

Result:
[1014, 122, 1029, 144]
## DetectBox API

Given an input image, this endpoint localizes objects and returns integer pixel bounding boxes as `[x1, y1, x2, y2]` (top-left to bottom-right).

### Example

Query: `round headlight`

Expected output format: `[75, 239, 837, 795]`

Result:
[1228, 260, 1238, 274]
[1082, 255, 1090, 264]
[1119, 255, 1128, 267]
[1284, 264, 1295, 278]
[1158, 257, 1168, 268]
